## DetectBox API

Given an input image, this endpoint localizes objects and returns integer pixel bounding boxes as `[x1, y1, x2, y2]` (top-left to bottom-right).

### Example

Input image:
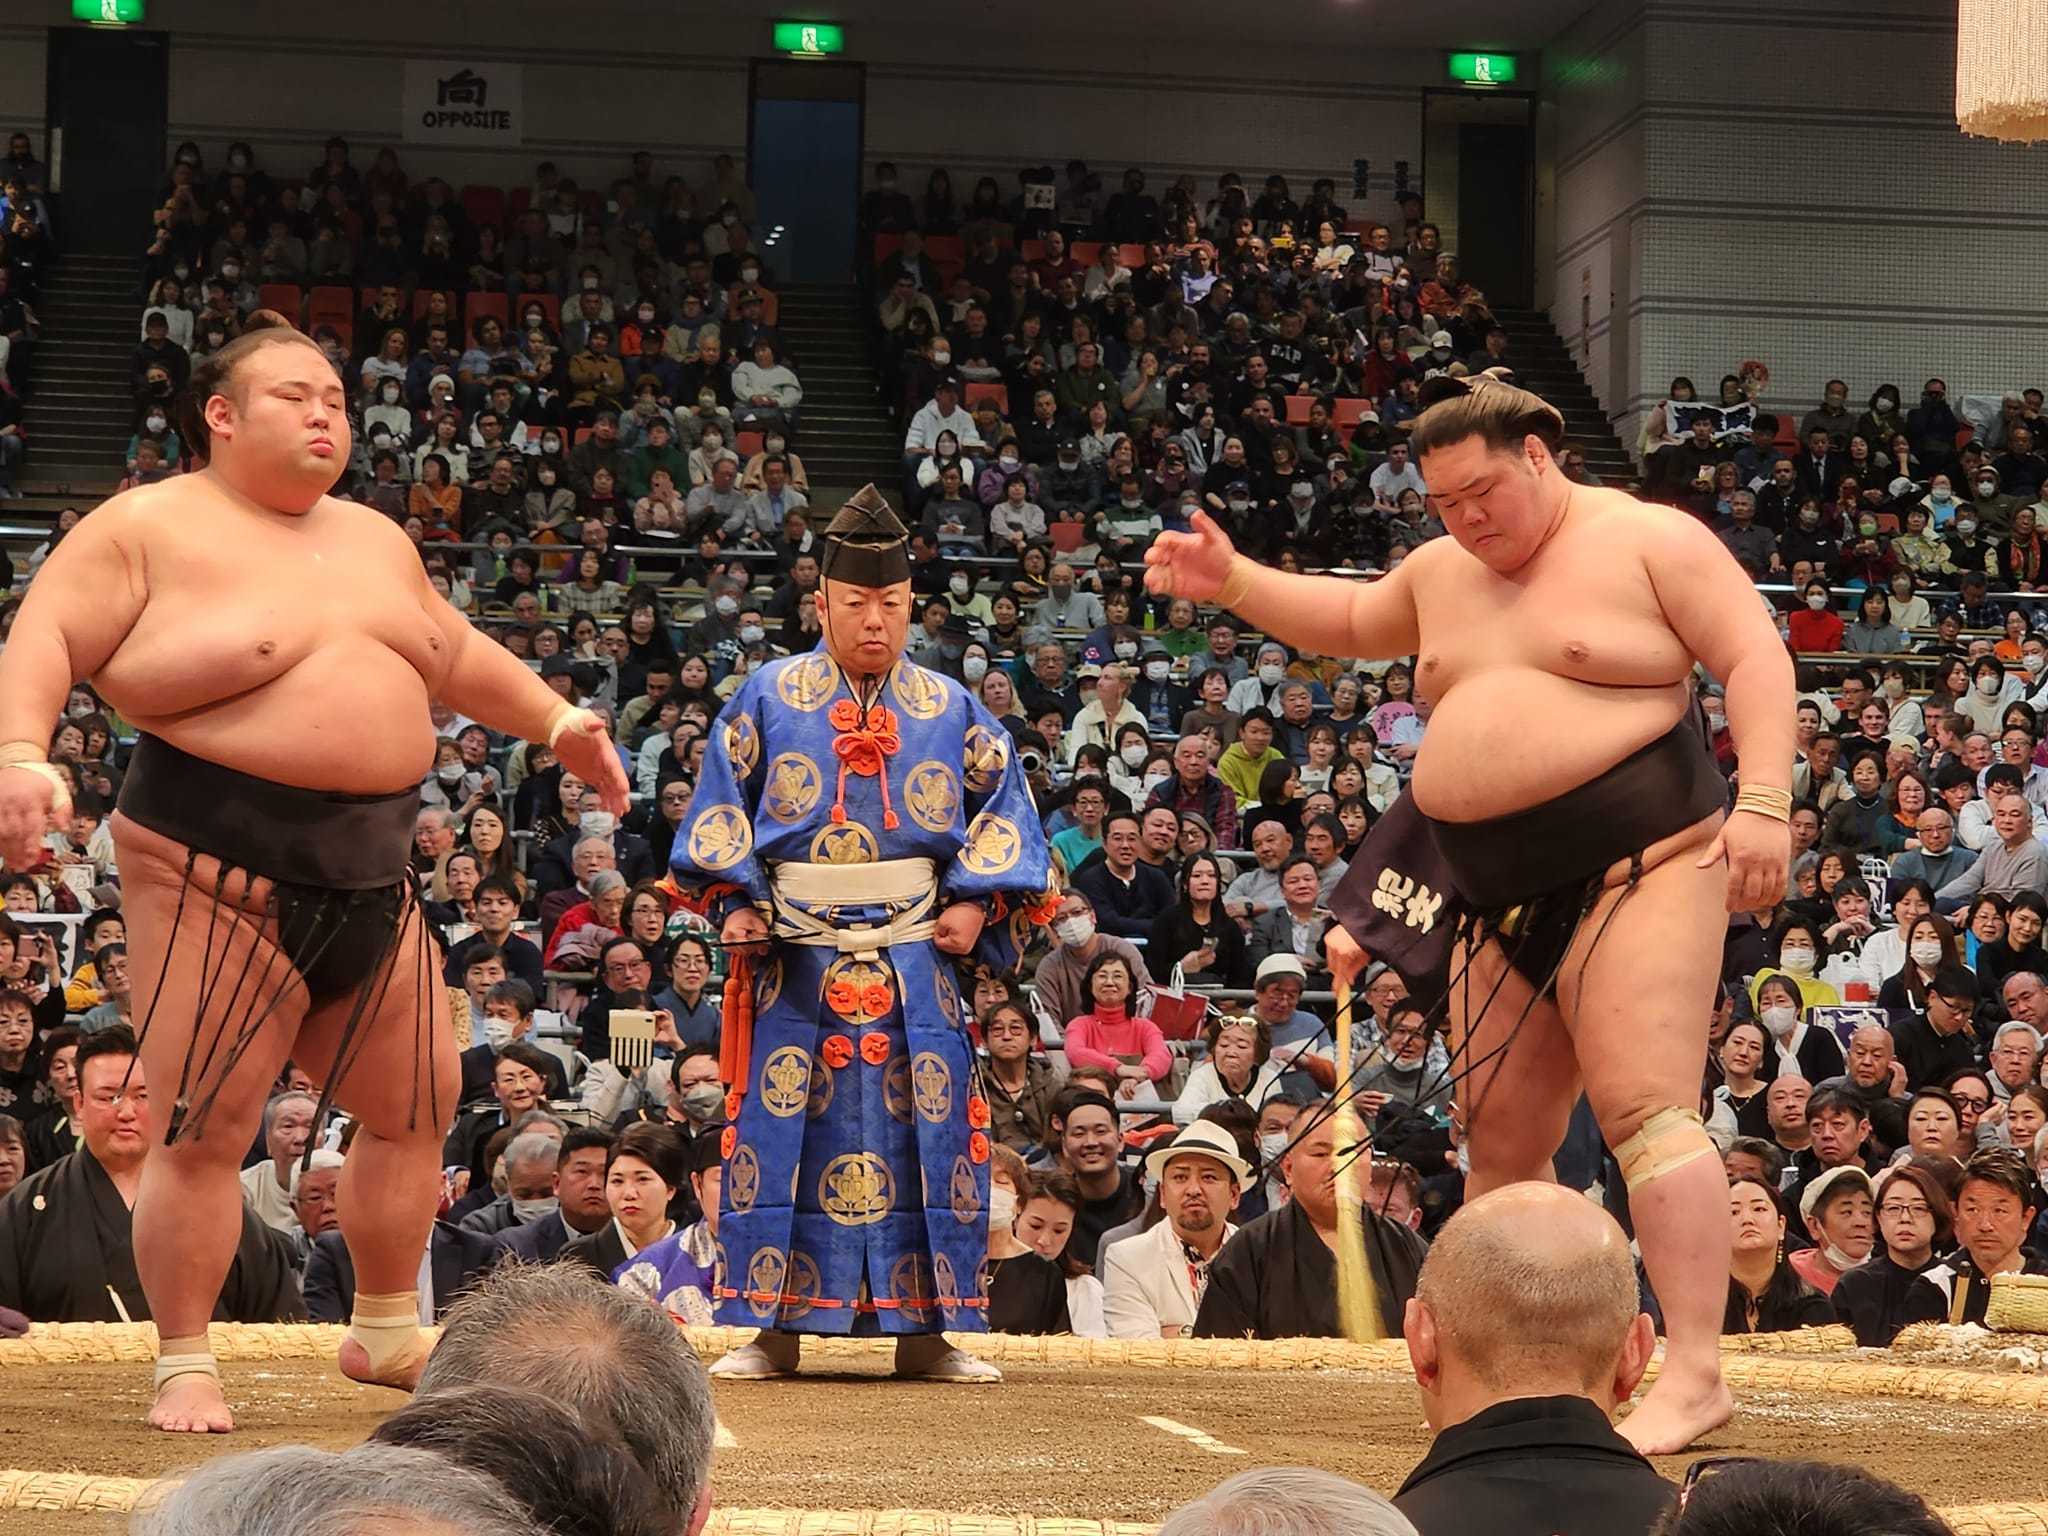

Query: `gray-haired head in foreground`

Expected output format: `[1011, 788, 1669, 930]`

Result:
[131, 1443, 540, 1536]
[1157, 1468, 1418, 1536]
[372, 1384, 674, 1536]
[418, 1262, 715, 1526]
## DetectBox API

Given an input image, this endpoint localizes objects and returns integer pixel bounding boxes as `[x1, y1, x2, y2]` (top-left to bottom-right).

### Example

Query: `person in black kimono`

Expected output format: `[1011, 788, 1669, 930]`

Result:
[1194, 1098, 1426, 1338]
[0, 1029, 304, 1324]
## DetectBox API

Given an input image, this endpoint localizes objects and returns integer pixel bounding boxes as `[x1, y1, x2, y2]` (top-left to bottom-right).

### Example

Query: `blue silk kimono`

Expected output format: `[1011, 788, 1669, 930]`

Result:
[670, 647, 1051, 1335]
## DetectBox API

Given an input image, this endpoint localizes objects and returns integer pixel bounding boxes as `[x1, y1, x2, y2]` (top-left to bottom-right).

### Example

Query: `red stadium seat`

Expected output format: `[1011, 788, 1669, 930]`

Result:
[307, 285, 355, 349]
[924, 235, 964, 265]
[1070, 241, 1104, 267]
[1021, 239, 1047, 262]
[1049, 520, 1087, 553]
[460, 184, 506, 231]
[574, 427, 593, 446]
[1331, 399, 1375, 428]
[509, 186, 531, 216]
[256, 284, 303, 323]
[873, 233, 904, 265]
[736, 429, 765, 459]
[1343, 216, 1372, 235]
[964, 382, 1009, 414]
[412, 288, 457, 321]
[1283, 395, 1314, 426]
[464, 291, 510, 337]
[1957, 425, 1977, 449]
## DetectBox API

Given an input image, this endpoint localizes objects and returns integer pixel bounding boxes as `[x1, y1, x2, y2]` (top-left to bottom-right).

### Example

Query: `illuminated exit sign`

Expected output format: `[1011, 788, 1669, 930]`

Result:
[75, 0, 145, 20]
[1447, 51, 1518, 85]
[773, 21, 845, 56]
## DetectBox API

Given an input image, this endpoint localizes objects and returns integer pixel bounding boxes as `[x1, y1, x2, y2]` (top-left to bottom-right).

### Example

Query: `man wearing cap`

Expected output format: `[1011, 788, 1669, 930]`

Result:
[1100, 1121, 1246, 1338]
[1788, 1165, 1875, 1297]
[671, 486, 1052, 1384]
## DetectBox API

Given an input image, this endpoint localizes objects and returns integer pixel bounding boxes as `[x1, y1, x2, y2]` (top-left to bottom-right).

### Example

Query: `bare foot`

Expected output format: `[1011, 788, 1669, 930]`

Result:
[337, 1333, 431, 1394]
[1618, 1368, 1734, 1456]
[149, 1372, 234, 1433]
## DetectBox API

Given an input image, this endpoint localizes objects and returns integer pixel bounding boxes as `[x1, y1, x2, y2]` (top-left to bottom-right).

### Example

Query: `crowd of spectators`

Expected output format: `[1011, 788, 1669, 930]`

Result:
[127, 135, 803, 542]
[7, 142, 2048, 1498]
[862, 158, 1521, 571]
[0, 130, 50, 499]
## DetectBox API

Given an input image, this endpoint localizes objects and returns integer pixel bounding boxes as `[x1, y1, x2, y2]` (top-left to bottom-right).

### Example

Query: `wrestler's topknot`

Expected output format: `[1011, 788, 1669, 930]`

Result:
[1410, 369, 1567, 459]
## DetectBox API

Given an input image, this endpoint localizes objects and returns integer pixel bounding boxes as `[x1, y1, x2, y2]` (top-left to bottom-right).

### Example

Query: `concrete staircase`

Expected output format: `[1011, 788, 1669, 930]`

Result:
[20, 253, 139, 498]
[1493, 306, 1636, 484]
[777, 282, 902, 506]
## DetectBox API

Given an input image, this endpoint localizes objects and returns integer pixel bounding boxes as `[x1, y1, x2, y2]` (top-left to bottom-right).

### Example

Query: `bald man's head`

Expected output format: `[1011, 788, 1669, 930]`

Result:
[1405, 1183, 1650, 1423]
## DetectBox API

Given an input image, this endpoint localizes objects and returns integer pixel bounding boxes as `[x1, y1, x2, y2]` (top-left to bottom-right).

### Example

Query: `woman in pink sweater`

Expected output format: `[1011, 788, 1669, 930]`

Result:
[1063, 952, 1172, 1098]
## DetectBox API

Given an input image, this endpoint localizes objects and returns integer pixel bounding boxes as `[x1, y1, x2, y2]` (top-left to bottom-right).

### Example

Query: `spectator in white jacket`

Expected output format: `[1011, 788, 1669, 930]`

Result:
[729, 338, 802, 431]
[1101, 1122, 1247, 1338]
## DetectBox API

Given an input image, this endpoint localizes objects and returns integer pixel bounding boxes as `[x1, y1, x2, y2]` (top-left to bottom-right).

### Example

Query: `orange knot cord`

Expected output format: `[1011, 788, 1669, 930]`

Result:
[828, 698, 903, 830]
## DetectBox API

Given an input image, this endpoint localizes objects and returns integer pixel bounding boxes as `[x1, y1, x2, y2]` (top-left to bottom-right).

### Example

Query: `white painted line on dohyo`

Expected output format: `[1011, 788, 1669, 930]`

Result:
[715, 1420, 739, 1449]
[1139, 1415, 1248, 1455]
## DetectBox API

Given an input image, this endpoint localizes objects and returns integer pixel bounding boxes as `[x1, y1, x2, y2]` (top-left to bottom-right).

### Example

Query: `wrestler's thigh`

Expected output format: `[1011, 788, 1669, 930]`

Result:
[293, 897, 460, 1144]
[1555, 833, 1723, 1136]
[112, 821, 305, 1152]
[1447, 932, 1579, 1152]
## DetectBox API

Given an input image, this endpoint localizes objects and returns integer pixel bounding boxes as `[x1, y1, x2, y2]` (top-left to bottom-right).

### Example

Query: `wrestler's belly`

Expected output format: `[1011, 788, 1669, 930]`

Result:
[100, 639, 439, 794]
[1411, 668, 1691, 822]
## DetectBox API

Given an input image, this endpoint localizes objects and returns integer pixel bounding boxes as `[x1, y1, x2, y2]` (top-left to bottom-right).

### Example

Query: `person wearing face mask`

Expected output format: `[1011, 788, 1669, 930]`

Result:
[1030, 560, 1105, 633]
[1126, 641, 1191, 736]
[1032, 892, 1154, 1039]
[942, 564, 995, 627]
[1227, 642, 1293, 716]
[1785, 578, 1845, 653]
[981, 1147, 1073, 1335]
[1970, 462, 2023, 539]
[1788, 1165, 1876, 1298]
[125, 407, 182, 476]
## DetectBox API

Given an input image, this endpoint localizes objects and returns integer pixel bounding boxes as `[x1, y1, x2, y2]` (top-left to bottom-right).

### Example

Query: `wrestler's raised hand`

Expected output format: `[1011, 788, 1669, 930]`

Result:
[552, 711, 633, 815]
[0, 767, 56, 875]
[1144, 510, 1238, 601]
[1698, 808, 1790, 914]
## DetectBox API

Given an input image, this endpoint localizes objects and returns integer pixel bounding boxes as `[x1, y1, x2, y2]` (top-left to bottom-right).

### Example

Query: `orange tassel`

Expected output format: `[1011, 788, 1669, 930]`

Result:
[720, 950, 755, 1091]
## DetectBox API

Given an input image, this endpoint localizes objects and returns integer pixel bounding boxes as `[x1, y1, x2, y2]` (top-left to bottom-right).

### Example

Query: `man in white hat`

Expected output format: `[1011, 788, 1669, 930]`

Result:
[1101, 1121, 1248, 1339]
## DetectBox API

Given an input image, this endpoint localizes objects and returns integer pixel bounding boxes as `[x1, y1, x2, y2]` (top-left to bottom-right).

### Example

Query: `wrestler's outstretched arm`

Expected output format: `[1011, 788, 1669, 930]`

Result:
[417, 569, 633, 815]
[1645, 511, 1797, 912]
[1143, 511, 1422, 661]
[0, 500, 149, 868]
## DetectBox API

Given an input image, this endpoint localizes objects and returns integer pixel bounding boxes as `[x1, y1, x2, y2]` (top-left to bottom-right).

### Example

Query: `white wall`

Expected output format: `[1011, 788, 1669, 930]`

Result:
[1545, 0, 1645, 444]
[1549, 0, 2048, 462]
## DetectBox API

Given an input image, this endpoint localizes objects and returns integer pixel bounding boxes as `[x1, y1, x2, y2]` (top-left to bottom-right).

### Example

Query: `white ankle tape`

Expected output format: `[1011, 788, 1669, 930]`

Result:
[348, 1291, 426, 1375]
[154, 1337, 219, 1394]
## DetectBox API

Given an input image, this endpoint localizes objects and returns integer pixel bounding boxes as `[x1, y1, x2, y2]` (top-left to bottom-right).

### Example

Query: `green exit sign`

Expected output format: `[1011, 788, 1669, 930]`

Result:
[75, 0, 144, 19]
[1447, 51, 1518, 85]
[773, 21, 845, 56]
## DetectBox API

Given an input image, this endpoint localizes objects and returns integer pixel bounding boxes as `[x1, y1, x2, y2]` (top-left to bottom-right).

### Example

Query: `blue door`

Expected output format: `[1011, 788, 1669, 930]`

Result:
[750, 97, 861, 283]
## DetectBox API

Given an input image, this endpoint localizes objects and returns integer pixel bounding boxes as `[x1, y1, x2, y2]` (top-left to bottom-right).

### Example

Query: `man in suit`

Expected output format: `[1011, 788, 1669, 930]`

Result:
[492, 1128, 616, 1265]
[1395, 1183, 1674, 1535]
[454, 1131, 568, 1239]
[1248, 858, 1331, 985]
[1102, 1121, 1246, 1338]
[304, 1220, 500, 1324]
